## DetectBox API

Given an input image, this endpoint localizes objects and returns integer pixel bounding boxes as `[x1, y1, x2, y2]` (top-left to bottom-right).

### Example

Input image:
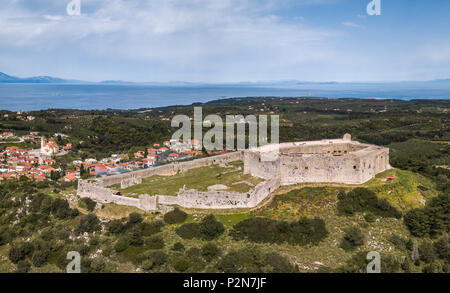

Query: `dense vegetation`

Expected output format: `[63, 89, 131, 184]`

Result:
[176, 215, 225, 240]
[163, 208, 188, 224]
[231, 217, 328, 246]
[337, 188, 402, 219]
[404, 193, 449, 237]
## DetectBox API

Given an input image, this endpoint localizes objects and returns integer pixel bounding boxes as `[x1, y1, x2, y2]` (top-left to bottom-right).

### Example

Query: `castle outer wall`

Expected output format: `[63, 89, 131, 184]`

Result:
[77, 135, 390, 212]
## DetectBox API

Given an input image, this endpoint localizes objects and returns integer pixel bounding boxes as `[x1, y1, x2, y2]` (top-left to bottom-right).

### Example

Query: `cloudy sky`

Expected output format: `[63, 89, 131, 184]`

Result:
[1, 0, 449, 82]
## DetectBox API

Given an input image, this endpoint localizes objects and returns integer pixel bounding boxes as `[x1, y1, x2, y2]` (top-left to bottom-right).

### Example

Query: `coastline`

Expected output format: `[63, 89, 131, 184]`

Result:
[1, 83, 450, 111]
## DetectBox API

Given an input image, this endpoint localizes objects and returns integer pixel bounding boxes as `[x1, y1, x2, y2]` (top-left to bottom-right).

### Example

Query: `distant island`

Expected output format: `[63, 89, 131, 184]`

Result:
[0, 72, 74, 84]
[2, 71, 450, 86]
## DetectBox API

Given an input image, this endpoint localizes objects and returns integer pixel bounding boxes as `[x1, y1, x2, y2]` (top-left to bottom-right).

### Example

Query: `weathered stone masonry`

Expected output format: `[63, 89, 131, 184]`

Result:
[77, 135, 390, 212]
[244, 134, 390, 185]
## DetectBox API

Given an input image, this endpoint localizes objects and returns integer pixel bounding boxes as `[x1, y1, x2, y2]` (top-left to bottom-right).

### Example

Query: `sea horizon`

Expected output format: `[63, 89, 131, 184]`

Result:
[1, 82, 450, 111]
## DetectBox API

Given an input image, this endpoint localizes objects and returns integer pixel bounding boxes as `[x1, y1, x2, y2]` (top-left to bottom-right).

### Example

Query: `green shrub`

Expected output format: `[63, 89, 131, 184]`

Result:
[176, 215, 225, 240]
[404, 194, 449, 237]
[164, 208, 188, 224]
[90, 258, 106, 273]
[201, 242, 220, 261]
[176, 223, 201, 240]
[145, 236, 164, 250]
[0, 227, 12, 245]
[265, 252, 298, 273]
[231, 217, 328, 246]
[141, 260, 153, 271]
[76, 214, 101, 234]
[340, 227, 365, 251]
[364, 213, 376, 223]
[31, 250, 49, 267]
[8, 241, 33, 264]
[217, 247, 296, 273]
[172, 242, 185, 251]
[434, 235, 449, 262]
[335, 251, 369, 273]
[128, 212, 143, 224]
[199, 215, 225, 240]
[140, 221, 163, 237]
[381, 254, 402, 273]
[423, 262, 444, 273]
[8, 246, 26, 264]
[173, 256, 190, 272]
[106, 219, 124, 234]
[79, 197, 97, 212]
[114, 238, 128, 252]
[186, 247, 202, 259]
[337, 188, 401, 218]
[388, 235, 409, 251]
[128, 227, 144, 246]
[15, 260, 31, 273]
[419, 240, 436, 264]
[401, 257, 411, 273]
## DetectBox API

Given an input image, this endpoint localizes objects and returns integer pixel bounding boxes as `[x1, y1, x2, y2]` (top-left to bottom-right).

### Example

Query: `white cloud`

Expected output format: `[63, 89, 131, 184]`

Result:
[0, 0, 341, 81]
[341, 21, 360, 28]
[1, 0, 446, 82]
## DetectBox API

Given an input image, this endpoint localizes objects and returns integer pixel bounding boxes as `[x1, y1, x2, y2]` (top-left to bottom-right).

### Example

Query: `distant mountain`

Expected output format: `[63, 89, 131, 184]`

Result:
[1, 71, 449, 85]
[231, 80, 340, 86]
[0, 72, 70, 83]
[21, 76, 69, 83]
[426, 79, 450, 83]
[100, 80, 133, 84]
[296, 81, 339, 85]
[0, 72, 20, 82]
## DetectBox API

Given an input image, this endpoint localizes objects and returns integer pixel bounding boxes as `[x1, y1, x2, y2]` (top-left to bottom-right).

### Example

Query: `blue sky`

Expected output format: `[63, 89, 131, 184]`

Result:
[0, 0, 449, 82]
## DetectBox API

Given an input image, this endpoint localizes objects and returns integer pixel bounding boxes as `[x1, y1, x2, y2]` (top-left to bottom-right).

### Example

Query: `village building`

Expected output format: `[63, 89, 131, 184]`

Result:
[41, 137, 59, 156]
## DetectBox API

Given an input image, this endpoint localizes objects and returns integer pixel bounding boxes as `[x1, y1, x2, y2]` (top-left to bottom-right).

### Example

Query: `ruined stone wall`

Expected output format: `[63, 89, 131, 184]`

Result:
[157, 195, 180, 206]
[157, 178, 280, 210]
[176, 189, 252, 209]
[120, 175, 142, 189]
[100, 151, 244, 187]
[77, 151, 247, 212]
[77, 180, 158, 211]
[78, 178, 280, 211]
[248, 178, 281, 207]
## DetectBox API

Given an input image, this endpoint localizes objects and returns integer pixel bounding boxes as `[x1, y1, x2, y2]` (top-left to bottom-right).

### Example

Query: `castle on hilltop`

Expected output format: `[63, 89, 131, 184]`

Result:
[244, 133, 390, 185]
[77, 134, 390, 212]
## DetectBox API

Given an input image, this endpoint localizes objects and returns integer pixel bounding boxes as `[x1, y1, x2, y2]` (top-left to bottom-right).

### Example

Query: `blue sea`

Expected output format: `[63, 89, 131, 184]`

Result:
[0, 82, 449, 111]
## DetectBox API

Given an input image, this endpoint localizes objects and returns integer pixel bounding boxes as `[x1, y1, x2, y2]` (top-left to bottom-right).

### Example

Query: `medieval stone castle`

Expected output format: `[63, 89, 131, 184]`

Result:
[77, 134, 390, 212]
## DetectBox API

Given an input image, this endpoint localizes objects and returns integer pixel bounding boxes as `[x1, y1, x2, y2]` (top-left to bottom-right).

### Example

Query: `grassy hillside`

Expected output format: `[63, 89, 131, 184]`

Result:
[105, 168, 442, 272]
[0, 168, 446, 273]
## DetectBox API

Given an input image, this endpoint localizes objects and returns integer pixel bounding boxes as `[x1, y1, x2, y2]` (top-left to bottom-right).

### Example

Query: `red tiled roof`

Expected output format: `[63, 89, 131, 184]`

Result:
[65, 173, 76, 181]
